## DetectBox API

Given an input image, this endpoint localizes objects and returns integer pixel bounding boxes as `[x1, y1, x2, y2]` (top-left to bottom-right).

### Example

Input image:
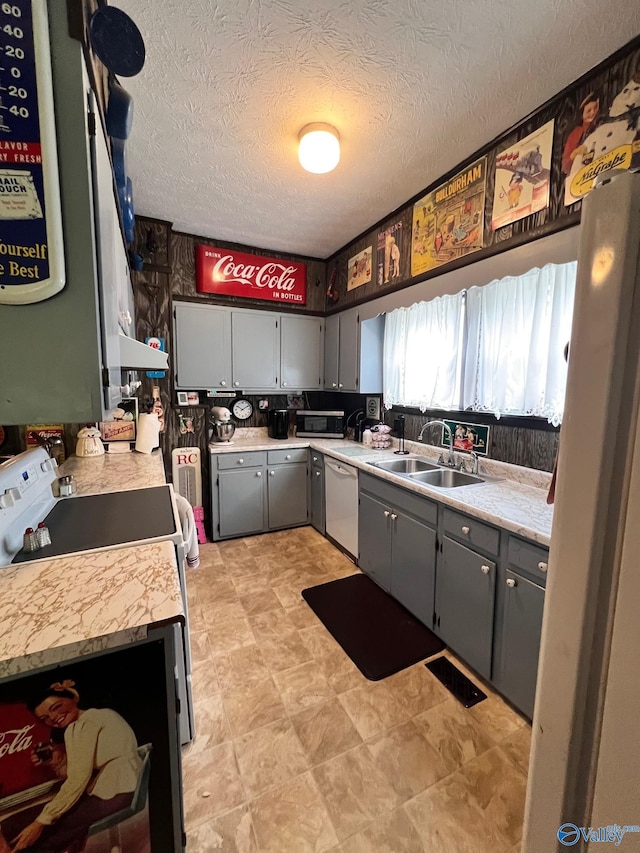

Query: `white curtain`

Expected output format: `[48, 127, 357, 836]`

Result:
[463, 262, 576, 425]
[383, 292, 464, 411]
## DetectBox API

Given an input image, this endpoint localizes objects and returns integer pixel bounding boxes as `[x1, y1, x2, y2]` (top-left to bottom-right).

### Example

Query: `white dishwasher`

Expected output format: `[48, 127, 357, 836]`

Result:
[325, 457, 359, 559]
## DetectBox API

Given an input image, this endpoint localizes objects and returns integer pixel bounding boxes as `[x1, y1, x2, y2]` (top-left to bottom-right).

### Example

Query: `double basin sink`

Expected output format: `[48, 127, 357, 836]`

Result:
[372, 456, 491, 488]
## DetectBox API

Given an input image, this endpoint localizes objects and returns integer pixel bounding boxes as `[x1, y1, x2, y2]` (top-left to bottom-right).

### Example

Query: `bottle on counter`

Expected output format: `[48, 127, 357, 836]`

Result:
[362, 427, 372, 446]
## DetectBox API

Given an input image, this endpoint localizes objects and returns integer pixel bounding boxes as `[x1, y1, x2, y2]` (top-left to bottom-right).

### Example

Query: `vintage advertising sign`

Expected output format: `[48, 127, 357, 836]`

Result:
[443, 420, 490, 456]
[196, 245, 306, 304]
[563, 67, 640, 206]
[411, 157, 487, 277]
[376, 222, 403, 286]
[491, 120, 554, 230]
[347, 245, 372, 290]
[0, 0, 65, 304]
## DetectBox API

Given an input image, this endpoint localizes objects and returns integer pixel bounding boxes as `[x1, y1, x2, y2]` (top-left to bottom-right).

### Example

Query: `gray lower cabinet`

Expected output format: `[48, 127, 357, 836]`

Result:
[211, 449, 308, 540]
[492, 537, 548, 718]
[358, 473, 437, 628]
[267, 454, 308, 530]
[437, 537, 496, 680]
[218, 466, 265, 538]
[309, 452, 325, 534]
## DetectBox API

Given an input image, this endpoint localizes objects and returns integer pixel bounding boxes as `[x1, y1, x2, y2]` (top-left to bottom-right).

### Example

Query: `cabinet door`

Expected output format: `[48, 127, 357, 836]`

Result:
[358, 492, 392, 591]
[391, 513, 437, 629]
[218, 468, 265, 538]
[437, 537, 496, 679]
[174, 303, 231, 390]
[309, 458, 325, 534]
[338, 310, 359, 391]
[280, 315, 323, 390]
[268, 462, 308, 529]
[494, 570, 545, 718]
[232, 311, 279, 389]
[324, 314, 339, 389]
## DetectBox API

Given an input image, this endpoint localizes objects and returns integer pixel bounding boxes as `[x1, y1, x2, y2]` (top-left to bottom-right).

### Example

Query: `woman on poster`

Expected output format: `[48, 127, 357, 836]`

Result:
[0, 680, 142, 853]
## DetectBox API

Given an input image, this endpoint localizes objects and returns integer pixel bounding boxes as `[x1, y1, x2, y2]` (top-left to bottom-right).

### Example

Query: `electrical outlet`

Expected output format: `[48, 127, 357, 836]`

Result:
[366, 396, 381, 420]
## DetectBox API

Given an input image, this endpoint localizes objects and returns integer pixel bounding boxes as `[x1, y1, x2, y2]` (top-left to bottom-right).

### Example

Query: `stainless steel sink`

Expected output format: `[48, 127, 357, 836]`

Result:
[407, 469, 486, 488]
[373, 457, 440, 474]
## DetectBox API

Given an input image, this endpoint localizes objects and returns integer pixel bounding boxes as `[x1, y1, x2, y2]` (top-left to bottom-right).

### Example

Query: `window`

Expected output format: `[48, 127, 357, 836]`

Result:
[383, 262, 576, 425]
[383, 291, 464, 411]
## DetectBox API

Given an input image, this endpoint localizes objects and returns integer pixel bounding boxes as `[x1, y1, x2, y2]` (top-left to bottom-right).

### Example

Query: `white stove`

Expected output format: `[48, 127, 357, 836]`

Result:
[0, 447, 194, 745]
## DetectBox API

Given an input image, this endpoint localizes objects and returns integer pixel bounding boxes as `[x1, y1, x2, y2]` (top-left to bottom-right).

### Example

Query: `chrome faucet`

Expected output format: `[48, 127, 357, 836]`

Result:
[459, 450, 479, 474]
[418, 420, 456, 467]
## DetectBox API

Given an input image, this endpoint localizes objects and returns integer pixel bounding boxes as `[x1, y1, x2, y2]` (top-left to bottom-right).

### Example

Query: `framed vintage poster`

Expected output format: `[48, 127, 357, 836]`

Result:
[376, 222, 403, 286]
[562, 56, 640, 206]
[491, 120, 554, 230]
[347, 246, 372, 290]
[0, 0, 65, 304]
[411, 157, 487, 277]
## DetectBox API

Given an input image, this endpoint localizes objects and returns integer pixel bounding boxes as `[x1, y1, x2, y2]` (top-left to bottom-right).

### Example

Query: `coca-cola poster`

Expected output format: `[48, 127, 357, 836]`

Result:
[0, 641, 178, 852]
[196, 245, 307, 304]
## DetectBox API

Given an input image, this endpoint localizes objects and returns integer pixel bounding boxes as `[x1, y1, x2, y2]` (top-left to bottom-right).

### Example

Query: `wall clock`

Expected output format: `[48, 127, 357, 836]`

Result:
[231, 398, 253, 421]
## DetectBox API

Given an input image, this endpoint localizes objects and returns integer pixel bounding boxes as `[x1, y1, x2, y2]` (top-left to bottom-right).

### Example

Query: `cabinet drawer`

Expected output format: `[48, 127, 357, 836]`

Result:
[443, 508, 500, 557]
[360, 472, 437, 527]
[267, 448, 308, 465]
[508, 536, 549, 586]
[217, 452, 266, 470]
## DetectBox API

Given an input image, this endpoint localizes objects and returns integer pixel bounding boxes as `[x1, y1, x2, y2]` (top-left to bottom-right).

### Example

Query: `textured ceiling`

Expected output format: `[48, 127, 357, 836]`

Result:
[118, 0, 640, 258]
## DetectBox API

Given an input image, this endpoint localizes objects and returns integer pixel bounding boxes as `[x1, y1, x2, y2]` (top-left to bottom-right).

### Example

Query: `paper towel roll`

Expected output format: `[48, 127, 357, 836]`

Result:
[135, 413, 160, 454]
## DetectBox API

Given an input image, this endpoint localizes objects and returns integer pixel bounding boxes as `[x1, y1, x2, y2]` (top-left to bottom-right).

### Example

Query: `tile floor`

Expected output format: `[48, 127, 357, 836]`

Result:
[183, 526, 530, 852]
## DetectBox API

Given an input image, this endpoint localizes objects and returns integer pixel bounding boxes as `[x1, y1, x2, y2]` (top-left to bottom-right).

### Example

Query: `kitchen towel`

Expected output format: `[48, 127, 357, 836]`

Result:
[175, 493, 200, 568]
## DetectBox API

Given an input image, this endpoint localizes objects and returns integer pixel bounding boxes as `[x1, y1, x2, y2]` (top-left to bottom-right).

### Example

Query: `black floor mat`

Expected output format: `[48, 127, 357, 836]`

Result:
[425, 656, 487, 708]
[302, 573, 445, 681]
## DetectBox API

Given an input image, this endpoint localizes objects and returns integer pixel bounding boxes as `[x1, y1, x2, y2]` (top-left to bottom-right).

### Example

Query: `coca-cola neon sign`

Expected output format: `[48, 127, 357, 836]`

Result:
[196, 245, 306, 304]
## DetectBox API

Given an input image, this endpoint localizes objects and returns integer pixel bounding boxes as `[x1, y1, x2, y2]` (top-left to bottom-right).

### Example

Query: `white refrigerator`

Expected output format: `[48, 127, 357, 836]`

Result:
[523, 169, 640, 850]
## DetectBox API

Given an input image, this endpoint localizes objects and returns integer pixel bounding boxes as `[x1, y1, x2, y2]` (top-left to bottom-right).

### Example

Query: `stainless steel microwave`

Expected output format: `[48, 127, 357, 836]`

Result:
[295, 410, 345, 438]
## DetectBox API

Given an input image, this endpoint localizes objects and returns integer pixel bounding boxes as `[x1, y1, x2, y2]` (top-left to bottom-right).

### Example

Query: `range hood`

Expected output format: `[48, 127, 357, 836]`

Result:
[119, 334, 169, 370]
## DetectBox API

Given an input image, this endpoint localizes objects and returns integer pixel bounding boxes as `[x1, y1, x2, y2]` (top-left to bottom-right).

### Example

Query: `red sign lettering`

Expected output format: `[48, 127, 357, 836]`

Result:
[196, 245, 306, 304]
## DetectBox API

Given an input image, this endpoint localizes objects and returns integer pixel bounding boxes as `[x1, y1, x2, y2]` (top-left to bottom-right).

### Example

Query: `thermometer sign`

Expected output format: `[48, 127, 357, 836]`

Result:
[0, 0, 65, 303]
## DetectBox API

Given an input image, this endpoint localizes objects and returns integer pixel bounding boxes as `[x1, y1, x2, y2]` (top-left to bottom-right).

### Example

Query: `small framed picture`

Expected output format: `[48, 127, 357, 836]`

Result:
[176, 392, 189, 406]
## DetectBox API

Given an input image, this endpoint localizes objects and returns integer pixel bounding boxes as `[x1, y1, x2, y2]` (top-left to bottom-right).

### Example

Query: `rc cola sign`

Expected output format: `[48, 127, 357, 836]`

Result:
[196, 245, 307, 305]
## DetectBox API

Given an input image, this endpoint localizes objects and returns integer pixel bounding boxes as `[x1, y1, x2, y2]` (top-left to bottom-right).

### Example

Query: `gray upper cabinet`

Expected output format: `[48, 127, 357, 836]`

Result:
[323, 310, 384, 393]
[280, 315, 323, 390]
[174, 302, 322, 390]
[232, 311, 279, 389]
[174, 302, 231, 390]
[324, 315, 340, 390]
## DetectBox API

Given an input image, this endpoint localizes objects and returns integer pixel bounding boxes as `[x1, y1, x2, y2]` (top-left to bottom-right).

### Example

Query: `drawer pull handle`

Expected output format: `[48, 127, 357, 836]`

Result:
[285, 454, 291, 460]
[238, 458, 244, 464]
[480, 565, 490, 575]
[538, 561, 548, 572]
[332, 383, 338, 388]
[383, 510, 390, 517]
[256, 471, 262, 477]
[506, 578, 516, 588]
[390, 513, 398, 520]
[282, 382, 288, 387]
[220, 380, 227, 386]
[234, 381, 240, 387]
[269, 470, 275, 476]
[462, 525, 470, 534]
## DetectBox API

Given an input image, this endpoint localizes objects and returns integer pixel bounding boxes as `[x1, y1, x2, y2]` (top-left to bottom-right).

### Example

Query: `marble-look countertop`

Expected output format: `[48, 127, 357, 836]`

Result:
[210, 429, 554, 546]
[58, 448, 166, 495]
[0, 541, 184, 679]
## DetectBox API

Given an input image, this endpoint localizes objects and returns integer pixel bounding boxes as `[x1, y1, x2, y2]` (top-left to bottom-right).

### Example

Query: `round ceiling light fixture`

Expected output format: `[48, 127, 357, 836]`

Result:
[298, 123, 340, 174]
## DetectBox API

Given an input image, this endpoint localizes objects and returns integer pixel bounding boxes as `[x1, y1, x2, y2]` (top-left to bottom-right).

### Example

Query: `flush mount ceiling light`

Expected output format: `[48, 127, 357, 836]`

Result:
[298, 123, 340, 174]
